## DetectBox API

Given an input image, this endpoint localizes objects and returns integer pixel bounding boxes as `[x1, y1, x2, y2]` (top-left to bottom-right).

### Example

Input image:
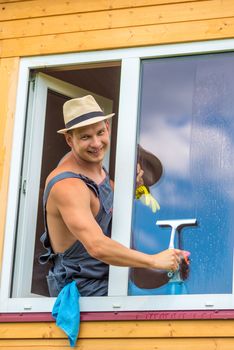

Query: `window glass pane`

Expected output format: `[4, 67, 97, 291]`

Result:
[129, 53, 234, 296]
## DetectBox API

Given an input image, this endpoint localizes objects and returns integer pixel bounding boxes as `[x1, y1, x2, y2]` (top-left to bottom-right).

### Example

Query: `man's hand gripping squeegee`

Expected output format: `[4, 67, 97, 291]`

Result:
[156, 219, 197, 280]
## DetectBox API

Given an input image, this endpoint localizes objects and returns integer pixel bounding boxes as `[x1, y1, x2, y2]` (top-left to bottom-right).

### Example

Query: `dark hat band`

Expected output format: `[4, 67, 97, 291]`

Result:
[65, 111, 104, 129]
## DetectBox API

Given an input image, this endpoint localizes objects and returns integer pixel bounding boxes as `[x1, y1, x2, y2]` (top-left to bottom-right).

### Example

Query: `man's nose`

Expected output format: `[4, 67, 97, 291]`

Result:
[90, 136, 101, 148]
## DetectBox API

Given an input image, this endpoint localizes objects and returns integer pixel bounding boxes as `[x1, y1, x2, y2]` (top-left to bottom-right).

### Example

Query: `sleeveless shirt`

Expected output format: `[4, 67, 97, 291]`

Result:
[39, 170, 113, 297]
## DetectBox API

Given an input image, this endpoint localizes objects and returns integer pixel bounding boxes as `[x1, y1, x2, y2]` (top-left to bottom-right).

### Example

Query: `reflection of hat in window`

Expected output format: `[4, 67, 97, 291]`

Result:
[137, 145, 163, 186]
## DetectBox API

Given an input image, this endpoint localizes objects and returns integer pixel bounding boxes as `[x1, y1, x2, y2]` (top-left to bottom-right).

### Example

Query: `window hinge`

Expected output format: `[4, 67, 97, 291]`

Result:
[31, 78, 36, 91]
[29, 73, 36, 91]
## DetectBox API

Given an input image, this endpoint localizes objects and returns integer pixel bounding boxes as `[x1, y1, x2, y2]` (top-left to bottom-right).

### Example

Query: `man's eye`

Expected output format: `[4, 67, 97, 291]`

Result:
[98, 130, 105, 135]
[81, 135, 89, 140]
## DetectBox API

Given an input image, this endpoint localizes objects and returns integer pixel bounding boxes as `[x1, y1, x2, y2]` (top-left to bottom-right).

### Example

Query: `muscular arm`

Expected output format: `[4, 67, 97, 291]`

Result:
[51, 178, 181, 271]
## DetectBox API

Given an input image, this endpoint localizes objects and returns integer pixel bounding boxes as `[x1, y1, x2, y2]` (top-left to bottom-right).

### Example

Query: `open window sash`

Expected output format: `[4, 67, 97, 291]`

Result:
[8, 73, 113, 301]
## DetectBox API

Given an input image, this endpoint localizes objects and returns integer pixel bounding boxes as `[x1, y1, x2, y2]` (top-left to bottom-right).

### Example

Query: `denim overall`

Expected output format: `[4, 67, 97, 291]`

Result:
[39, 170, 113, 297]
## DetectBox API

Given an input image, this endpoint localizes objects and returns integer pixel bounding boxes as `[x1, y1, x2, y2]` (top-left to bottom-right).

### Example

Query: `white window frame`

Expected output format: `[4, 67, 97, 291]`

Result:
[1, 39, 234, 313]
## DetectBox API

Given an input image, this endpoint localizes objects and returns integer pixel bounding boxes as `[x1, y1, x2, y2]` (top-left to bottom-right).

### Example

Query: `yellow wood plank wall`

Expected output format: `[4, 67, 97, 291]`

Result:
[1, 0, 234, 349]
[0, 0, 234, 57]
[1, 320, 234, 349]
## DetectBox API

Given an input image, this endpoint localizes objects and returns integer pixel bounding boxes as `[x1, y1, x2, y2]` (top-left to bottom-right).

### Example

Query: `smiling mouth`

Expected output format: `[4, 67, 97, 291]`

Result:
[88, 148, 104, 155]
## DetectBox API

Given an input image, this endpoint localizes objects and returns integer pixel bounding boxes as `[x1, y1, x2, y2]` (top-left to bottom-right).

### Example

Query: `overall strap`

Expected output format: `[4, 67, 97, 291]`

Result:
[43, 171, 99, 206]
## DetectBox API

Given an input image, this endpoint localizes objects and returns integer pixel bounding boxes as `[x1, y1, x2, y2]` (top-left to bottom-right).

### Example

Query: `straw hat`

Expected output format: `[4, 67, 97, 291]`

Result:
[57, 95, 115, 134]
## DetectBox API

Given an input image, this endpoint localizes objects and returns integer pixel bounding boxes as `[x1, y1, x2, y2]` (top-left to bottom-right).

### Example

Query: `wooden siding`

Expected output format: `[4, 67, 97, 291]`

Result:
[1, 0, 234, 349]
[1, 320, 234, 349]
[0, 0, 234, 57]
[0, 0, 233, 40]
[1, 338, 234, 350]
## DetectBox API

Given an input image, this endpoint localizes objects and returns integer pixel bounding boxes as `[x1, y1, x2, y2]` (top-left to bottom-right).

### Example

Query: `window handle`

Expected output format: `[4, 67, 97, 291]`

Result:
[22, 179, 27, 194]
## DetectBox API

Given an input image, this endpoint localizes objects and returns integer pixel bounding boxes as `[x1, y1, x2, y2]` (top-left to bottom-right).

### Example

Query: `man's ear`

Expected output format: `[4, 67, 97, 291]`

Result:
[64, 132, 73, 148]
[105, 120, 110, 133]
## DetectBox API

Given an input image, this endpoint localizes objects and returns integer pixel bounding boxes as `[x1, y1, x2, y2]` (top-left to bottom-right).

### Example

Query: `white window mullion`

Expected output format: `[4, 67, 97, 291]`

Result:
[108, 57, 140, 296]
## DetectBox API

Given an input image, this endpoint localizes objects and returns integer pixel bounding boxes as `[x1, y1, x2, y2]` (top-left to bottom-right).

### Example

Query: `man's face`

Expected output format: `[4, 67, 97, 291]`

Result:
[65, 121, 110, 164]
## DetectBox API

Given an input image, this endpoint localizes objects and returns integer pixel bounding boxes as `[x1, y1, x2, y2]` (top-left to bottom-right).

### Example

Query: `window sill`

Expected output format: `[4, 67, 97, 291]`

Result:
[1, 310, 234, 323]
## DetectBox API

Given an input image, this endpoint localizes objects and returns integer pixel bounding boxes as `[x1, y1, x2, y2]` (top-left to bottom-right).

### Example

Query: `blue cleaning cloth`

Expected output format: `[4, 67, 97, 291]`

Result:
[52, 281, 80, 347]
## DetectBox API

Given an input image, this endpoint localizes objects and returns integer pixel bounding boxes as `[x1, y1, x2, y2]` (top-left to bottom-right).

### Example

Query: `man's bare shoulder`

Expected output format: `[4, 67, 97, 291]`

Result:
[45, 159, 89, 204]
[46, 167, 87, 192]
[45, 152, 79, 185]
[52, 177, 89, 204]
[45, 166, 72, 186]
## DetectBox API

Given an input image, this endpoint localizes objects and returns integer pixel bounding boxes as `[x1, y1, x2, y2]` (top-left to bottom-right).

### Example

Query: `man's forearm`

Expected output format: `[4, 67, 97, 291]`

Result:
[88, 235, 180, 271]
[91, 236, 153, 267]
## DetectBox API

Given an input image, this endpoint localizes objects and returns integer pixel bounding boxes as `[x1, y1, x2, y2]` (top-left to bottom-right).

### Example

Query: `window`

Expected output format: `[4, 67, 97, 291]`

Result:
[130, 54, 234, 298]
[1, 40, 234, 313]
